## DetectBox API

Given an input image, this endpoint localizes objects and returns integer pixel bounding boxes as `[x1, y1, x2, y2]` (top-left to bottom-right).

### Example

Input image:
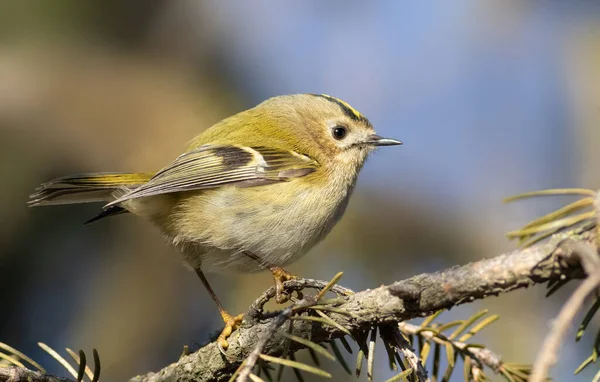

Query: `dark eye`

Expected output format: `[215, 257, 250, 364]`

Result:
[332, 126, 348, 140]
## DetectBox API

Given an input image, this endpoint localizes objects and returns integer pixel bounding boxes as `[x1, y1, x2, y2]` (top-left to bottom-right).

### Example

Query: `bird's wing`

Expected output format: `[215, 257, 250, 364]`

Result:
[106, 144, 319, 206]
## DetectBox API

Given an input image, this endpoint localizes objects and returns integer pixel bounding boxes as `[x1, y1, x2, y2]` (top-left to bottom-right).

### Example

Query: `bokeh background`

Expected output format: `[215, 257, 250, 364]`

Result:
[1, 1, 599, 381]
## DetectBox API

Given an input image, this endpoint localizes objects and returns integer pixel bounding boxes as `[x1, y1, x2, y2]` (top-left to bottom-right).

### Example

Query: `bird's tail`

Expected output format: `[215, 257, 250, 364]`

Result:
[29, 172, 154, 207]
[28, 172, 154, 223]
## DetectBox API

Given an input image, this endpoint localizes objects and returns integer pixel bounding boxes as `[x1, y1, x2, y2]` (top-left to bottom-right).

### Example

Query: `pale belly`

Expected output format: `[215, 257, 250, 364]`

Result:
[149, 180, 354, 273]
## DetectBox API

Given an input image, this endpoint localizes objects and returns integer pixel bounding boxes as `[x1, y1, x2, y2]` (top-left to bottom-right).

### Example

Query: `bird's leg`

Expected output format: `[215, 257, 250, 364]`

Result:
[195, 268, 242, 350]
[243, 251, 300, 303]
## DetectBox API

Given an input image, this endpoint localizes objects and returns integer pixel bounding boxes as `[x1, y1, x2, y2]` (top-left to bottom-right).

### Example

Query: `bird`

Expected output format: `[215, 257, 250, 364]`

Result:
[28, 93, 402, 349]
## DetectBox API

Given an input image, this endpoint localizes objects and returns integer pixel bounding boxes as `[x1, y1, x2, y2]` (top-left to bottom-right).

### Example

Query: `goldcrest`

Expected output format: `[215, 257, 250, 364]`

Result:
[29, 93, 402, 349]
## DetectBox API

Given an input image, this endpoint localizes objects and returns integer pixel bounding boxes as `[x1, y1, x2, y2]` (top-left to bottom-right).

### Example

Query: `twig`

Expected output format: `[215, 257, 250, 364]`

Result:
[236, 307, 294, 382]
[398, 322, 503, 375]
[530, 242, 600, 382]
[238, 275, 343, 382]
[244, 279, 351, 325]
[381, 324, 430, 381]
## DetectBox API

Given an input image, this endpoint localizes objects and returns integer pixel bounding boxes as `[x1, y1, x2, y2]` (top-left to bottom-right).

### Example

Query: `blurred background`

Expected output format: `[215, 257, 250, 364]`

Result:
[1, 1, 599, 381]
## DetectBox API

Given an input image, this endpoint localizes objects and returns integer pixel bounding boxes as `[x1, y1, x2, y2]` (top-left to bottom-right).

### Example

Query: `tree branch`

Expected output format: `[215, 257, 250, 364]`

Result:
[126, 224, 594, 382]
[0, 366, 71, 382]
[2, 223, 595, 382]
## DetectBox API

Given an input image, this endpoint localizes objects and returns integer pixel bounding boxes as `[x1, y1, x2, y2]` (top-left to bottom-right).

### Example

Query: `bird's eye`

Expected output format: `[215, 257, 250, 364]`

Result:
[332, 126, 348, 140]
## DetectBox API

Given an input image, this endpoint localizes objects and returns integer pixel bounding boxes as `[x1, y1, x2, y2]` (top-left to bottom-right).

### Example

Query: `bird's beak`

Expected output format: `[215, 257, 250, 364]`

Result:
[367, 134, 403, 146]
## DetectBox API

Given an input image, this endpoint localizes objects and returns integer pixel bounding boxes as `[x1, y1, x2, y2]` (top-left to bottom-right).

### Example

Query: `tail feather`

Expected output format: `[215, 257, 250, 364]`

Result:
[28, 172, 154, 222]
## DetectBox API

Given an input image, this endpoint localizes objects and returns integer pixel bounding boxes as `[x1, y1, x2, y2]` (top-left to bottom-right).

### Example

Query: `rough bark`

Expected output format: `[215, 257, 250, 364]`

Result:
[0, 366, 71, 382]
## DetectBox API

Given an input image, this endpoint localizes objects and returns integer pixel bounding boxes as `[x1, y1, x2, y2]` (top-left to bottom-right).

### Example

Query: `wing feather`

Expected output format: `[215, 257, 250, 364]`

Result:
[106, 144, 318, 206]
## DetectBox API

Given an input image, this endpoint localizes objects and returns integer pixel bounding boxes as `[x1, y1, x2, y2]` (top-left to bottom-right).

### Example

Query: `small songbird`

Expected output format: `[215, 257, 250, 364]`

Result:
[29, 94, 402, 349]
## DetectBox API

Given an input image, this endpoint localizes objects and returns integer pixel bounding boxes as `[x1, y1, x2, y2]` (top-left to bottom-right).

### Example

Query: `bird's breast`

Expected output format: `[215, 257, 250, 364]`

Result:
[165, 172, 356, 271]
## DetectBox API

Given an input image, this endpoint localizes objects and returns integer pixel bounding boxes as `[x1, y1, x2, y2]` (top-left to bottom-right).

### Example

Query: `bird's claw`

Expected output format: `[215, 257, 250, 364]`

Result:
[217, 312, 244, 351]
[270, 266, 300, 303]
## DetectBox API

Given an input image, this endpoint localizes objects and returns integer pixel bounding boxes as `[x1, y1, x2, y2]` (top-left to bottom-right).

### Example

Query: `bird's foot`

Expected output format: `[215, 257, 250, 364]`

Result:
[269, 266, 301, 304]
[217, 311, 244, 351]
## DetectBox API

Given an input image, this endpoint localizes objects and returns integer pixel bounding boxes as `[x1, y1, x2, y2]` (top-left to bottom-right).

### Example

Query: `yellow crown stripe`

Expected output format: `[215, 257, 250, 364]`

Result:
[319, 94, 363, 120]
